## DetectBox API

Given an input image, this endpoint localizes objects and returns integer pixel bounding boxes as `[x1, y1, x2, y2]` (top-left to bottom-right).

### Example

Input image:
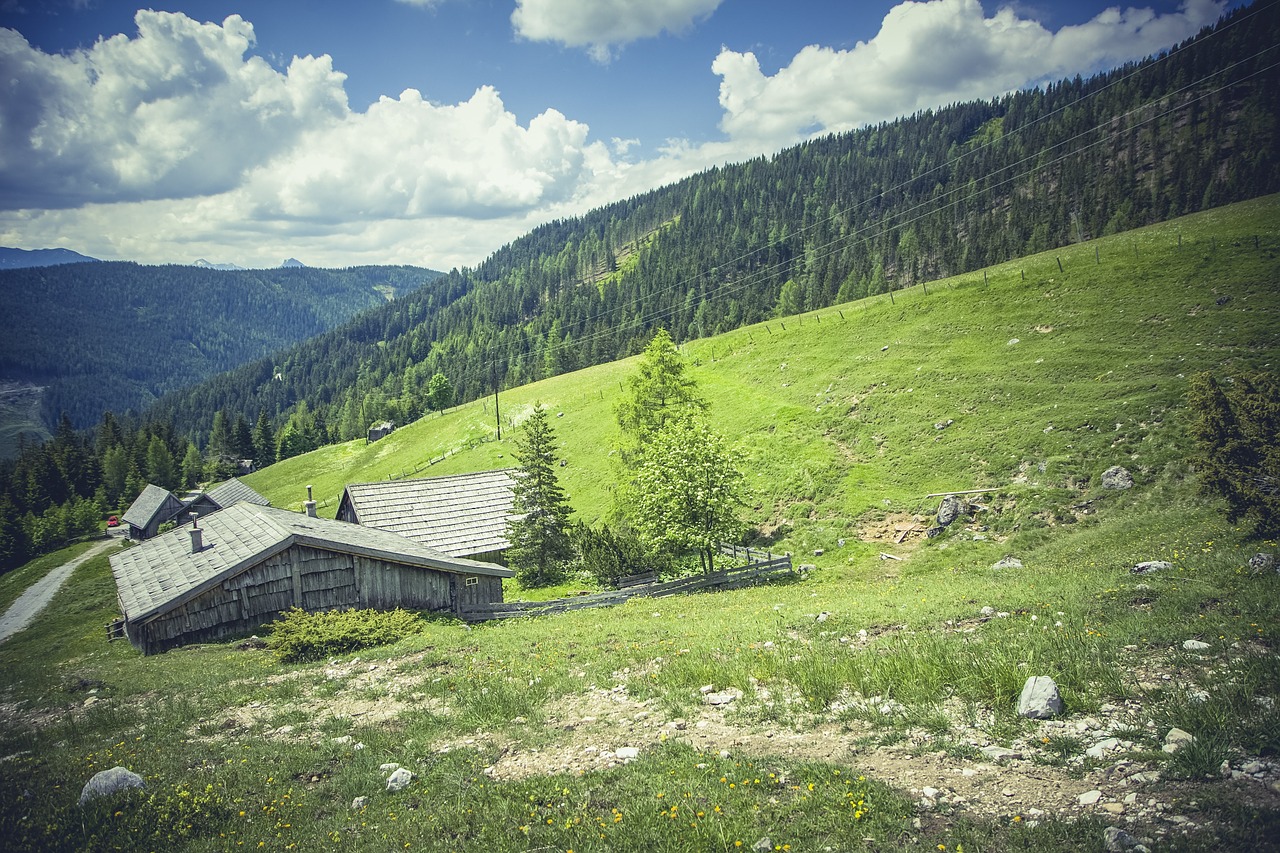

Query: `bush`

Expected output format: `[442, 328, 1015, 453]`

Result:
[1187, 371, 1280, 533]
[570, 521, 669, 587]
[265, 607, 426, 663]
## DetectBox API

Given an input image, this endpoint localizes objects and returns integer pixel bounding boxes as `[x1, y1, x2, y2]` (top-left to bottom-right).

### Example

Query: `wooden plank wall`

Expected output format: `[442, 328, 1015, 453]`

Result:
[130, 545, 498, 654]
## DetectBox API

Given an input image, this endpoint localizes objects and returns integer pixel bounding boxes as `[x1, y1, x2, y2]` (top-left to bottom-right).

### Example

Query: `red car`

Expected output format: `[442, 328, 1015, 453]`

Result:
[107, 516, 119, 528]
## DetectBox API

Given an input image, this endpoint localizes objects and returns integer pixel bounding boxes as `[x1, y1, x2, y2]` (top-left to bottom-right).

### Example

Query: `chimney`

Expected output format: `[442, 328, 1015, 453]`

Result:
[304, 485, 317, 518]
[188, 513, 203, 553]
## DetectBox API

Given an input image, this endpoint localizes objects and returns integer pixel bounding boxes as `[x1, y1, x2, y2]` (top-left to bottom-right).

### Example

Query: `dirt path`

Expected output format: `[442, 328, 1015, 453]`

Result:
[0, 538, 119, 643]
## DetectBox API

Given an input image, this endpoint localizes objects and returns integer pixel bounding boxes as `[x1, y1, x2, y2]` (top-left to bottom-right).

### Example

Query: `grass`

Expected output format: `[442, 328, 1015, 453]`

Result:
[0, 197, 1278, 850]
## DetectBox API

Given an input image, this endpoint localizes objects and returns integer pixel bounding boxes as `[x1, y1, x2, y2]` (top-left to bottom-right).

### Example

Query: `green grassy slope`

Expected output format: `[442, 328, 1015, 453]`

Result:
[247, 196, 1280, 562]
[1, 197, 1277, 852]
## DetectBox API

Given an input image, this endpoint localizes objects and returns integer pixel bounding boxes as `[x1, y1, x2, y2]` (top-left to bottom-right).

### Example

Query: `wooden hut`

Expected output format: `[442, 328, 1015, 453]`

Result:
[109, 503, 512, 655]
[336, 469, 517, 563]
[122, 484, 186, 541]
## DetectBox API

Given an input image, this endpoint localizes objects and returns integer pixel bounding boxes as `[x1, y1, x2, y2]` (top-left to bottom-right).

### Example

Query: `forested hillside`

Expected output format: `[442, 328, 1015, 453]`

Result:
[0, 263, 444, 442]
[151, 1, 1280, 446]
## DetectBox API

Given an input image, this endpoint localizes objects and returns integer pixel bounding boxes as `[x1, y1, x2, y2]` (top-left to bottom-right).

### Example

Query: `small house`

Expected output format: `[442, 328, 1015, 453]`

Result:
[122, 484, 186, 541]
[108, 502, 512, 655]
[367, 421, 395, 443]
[123, 478, 271, 540]
[336, 469, 517, 563]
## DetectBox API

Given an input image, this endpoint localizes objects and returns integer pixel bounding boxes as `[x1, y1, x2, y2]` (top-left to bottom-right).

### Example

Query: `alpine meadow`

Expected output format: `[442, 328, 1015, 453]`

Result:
[1, 2, 1280, 852]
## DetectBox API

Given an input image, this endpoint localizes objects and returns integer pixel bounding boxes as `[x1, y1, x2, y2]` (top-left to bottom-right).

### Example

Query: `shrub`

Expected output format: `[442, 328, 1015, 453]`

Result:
[265, 607, 426, 663]
[1187, 371, 1280, 533]
[569, 521, 669, 586]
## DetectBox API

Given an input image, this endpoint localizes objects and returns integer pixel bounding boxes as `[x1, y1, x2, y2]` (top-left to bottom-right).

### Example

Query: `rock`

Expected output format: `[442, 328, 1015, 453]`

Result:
[1100, 466, 1134, 490]
[79, 766, 145, 805]
[1087, 738, 1121, 758]
[1131, 560, 1171, 574]
[1182, 639, 1211, 651]
[1104, 825, 1149, 852]
[386, 768, 413, 792]
[937, 495, 968, 527]
[992, 556, 1024, 570]
[616, 747, 640, 760]
[379, 763, 400, 772]
[1163, 728, 1195, 753]
[1078, 789, 1104, 805]
[1018, 676, 1064, 719]
[980, 746, 1021, 762]
[704, 689, 740, 707]
[332, 735, 354, 745]
[813, 548, 824, 556]
[1100, 803, 1125, 815]
[1248, 553, 1276, 573]
[979, 606, 995, 617]
[351, 796, 369, 810]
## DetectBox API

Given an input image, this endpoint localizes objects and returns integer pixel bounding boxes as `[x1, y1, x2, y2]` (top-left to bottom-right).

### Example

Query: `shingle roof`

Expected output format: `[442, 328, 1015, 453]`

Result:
[109, 503, 512, 624]
[206, 477, 271, 509]
[121, 484, 183, 529]
[339, 469, 517, 558]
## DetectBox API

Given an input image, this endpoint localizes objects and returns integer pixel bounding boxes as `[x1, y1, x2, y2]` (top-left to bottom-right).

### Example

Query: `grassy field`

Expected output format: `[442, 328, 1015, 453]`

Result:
[0, 196, 1277, 851]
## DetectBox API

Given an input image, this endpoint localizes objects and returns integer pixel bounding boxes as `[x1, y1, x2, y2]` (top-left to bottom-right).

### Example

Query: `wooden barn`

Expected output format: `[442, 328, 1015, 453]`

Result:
[121, 484, 186, 541]
[336, 469, 517, 563]
[122, 478, 270, 540]
[108, 502, 512, 655]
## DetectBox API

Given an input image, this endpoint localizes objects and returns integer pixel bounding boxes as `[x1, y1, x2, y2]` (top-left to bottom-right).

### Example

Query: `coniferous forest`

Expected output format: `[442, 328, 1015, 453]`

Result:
[149, 2, 1279, 438]
[1, 0, 1278, 570]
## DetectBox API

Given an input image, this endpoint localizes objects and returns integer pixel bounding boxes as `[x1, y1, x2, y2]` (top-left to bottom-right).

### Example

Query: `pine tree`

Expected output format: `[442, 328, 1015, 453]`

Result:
[252, 410, 276, 467]
[506, 404, 575, 588]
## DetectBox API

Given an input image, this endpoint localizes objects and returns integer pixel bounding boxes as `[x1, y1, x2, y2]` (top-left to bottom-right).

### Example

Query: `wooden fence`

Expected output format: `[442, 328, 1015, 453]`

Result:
[459, 550, 793, 622]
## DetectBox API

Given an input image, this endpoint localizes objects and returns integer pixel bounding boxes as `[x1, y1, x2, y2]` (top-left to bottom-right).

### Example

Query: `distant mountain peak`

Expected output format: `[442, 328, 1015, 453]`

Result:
[281, 257, 305, 268]
[0, 247, 98, 269]
[193, 259, 245, 271]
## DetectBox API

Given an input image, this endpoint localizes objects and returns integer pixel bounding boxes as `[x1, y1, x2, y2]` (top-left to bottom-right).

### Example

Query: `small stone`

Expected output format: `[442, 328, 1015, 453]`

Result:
[332, 735, 354, 745]
[79, 766, 145, 806]
[992, 556, 1024, 570]
[1248, 553, 1275, 573]
[386, 768, 413, 792]
[1079, 789, 1104, 806]
[1100, 803, 1125, 815]
[1182, 639, 1211, 651]
[351, 796, 369, 810]
[922, 786, 940, 799]
[1163, 728, 1195, 753]
[1131, 561, 1171, 574]
[753, 837, 773, 852]
[1103, 826, 1144, 852]
[1101, 466, 1134, 489]
[1018, 675, 1064, 719]
[616, 747, 640, 760]
[379, 763, 400, 773]
[704, 689, 740, 707]
[980, 746, 1021, 762]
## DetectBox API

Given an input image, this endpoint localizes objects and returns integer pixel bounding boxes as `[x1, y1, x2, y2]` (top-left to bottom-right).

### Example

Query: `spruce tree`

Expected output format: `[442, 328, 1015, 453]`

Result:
[506, 404, 575, 588]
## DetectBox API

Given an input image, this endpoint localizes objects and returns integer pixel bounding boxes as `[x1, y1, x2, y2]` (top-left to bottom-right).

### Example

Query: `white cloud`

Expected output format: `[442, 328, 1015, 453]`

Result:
[0, 10, 348, 209]
[712, 0, 1226, 147]
[245, 85, 608, 222]
[512, 0, 723, 62]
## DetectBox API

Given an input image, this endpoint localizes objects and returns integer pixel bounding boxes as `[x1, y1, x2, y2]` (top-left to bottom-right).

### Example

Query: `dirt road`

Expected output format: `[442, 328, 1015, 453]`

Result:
[0, 538, 119, 643]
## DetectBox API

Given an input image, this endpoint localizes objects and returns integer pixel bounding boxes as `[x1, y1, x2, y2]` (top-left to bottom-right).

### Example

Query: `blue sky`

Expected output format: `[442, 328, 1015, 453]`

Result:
[0, 0, 1233, 269]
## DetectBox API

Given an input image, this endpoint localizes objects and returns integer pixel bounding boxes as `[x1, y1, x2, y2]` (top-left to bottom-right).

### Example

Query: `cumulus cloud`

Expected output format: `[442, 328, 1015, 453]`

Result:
[0, 11, 348, 209]
[512, 0, 723, 62]
[713, 0, 1226, 146]
[246, 85, 610, 221]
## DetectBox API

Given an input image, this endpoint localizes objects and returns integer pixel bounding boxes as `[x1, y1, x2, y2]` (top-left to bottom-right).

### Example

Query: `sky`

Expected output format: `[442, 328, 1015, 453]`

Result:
[0, 0, 1234, 270]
